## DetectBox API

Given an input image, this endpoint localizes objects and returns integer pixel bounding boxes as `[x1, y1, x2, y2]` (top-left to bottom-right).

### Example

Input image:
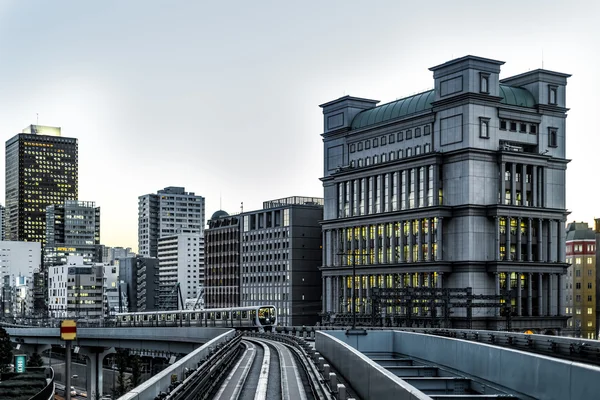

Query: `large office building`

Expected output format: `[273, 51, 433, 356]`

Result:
[0, 241, 41, 318]
[0, 205, 5, 240]
[320, 55, 570, 333]
[47, 256, 104, 320]
[103, 246, 136, 265]
[565, 222, 597, 339]
[138, 187, 205, 258]
[157, 233, 205, 309]
[5, 125, 78, 243]
[240, 196, 323, 326]
[205, 210, 241, 308]
[118, 256, 160, 312]
[44, 200, 102, 268]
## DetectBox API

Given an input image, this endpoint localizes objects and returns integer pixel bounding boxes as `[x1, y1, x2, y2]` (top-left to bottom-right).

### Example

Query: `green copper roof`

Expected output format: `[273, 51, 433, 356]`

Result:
[350, 84, 537, 130]
[351, 90, 435, 130]
[499, 85, 536, 108]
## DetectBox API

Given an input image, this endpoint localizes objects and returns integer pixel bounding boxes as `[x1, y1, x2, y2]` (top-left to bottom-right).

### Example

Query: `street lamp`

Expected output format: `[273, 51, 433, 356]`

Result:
[338, 251, 367, 336]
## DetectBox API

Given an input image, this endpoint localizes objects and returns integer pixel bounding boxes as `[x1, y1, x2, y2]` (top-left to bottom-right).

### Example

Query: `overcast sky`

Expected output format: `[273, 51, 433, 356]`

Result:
[0, 0, 598, 251]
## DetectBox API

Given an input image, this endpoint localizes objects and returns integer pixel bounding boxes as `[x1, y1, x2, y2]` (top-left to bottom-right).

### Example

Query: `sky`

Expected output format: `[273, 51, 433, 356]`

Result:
[0, 0, 598, 251]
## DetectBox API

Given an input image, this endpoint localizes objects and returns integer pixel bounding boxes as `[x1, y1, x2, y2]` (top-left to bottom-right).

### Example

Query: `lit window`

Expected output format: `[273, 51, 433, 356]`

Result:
[588, 307, 593, 315]
[588, 321, 593, 327]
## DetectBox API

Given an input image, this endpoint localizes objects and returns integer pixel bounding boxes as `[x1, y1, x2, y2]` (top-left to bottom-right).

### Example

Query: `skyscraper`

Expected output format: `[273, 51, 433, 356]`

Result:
[5, 124, 78, 244]
[44, 200, 102, 268]
[138, 186, 205, 257]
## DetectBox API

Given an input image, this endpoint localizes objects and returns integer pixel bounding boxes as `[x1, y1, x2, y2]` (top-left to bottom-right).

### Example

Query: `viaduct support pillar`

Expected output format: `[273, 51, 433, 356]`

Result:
[80, 346, 116, 399]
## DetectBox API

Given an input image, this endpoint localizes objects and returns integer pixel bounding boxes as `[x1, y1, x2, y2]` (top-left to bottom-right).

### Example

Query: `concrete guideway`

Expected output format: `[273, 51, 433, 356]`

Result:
[213, 341, 257, 400]
[316, 330, 600, 400]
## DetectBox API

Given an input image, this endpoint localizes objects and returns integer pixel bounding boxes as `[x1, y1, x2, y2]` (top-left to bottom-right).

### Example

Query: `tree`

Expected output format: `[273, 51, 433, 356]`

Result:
[0, 327, 13, 373]
[130, 355, 142, 388]
[27, 352, 44, 367]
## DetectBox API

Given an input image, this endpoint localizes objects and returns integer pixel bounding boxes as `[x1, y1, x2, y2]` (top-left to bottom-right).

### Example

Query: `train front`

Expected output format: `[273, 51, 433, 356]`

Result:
[257, 306, 277, 331]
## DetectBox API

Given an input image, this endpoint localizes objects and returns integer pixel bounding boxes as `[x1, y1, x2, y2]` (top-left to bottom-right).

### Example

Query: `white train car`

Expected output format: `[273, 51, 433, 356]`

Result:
[115, 305, 277, 331]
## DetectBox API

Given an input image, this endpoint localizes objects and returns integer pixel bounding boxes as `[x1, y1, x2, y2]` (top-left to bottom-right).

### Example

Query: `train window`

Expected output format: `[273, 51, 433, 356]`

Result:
[216, 312, 222, 320]
[209, 312, 215, 320]
[143, 315, 148, 321]
[223, 312, 229, 319]
[191, 313, 196, 320]
[242, 311, 248, 319]
[201, 313, 205, 320]
[233, 311, 238, 319]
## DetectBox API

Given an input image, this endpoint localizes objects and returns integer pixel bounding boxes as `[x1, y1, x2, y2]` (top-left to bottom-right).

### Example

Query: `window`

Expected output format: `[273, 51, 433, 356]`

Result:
[588, 307, 593, 315]
[414, 145, 421, 155]
[576, 308, 581, 315]
[510, 122, 517, 131]
[588, 282, 593, 289]
[424, 125, 431, 135]
[549, 86, 557, 105]
[576, 295, 581, 302]
[406, 147, 412, 157]
[576, 269, 581, 276]
[588, 295, 593, 302]
[381, 136, 387, 145]
[350, 144, 356, 153]
[389, 151, 395, 160]
[381, 153, 387, 162]
[389, 134, 395, 144]
[519, 123, 527, 133]
[358, 158, 363, 167]
[589, 269, 593, 276]
[480, 118, 490, 138]
[424, 143, 431, 153]
[365, 140, 370, 149]
[373, 138, 378, 147]
[406, 129, 412, 139]
[415, 127, 421, 137]
[588, 321, 593, 328]
[480, 73, 489, 93]
[398, 131, 403, 141]
[398, 149, 403, 159]
[548, 128, 558, 147]
[357, 142, 363, 151]
[530, 124, 537, 135]
[500, 120, 507, 130]
[576, 282, 581, 289]
[587, 257, 593, 264]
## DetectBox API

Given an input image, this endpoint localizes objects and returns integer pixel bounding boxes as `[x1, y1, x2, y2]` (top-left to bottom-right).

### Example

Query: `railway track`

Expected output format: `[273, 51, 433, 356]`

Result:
[214, 335, 329, 400]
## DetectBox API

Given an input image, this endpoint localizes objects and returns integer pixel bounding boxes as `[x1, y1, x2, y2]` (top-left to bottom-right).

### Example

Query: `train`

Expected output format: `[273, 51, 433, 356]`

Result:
[115, 305, 277, 330]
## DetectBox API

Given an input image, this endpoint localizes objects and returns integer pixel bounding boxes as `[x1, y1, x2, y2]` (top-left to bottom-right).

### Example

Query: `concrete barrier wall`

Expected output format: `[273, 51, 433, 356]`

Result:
[117, 329, 236, 400]
[315, 331, 431, 400]
[392, 330, 600, 400]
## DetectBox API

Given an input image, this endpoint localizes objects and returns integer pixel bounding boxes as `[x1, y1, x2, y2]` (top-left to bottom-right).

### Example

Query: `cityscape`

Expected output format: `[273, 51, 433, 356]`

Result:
[0, 2, 599, 400]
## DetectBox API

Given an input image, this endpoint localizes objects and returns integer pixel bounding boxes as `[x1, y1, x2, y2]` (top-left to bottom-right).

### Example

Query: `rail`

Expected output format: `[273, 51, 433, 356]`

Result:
[246, 332, 336, 400]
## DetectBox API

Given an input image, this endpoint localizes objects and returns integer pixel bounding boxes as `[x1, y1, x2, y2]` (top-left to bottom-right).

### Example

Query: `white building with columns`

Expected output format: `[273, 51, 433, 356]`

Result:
[319, 55, 569, 333]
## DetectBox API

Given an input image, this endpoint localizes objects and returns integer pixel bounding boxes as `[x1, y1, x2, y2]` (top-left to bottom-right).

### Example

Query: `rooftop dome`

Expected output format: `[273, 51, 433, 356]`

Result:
[211, 210, 229, 220]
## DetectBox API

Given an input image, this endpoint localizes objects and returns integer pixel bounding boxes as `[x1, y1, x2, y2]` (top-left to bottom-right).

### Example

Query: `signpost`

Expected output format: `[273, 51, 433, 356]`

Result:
[14, 354, 27, 373]
[61, 320, 77, 400]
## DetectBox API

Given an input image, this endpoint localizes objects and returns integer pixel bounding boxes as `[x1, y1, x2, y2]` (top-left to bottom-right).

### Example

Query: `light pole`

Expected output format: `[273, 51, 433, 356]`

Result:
[339, 251, 366, 335]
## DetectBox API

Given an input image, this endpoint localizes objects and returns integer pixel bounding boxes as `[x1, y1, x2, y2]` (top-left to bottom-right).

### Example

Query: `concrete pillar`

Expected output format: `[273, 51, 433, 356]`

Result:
[559, 273, 565, 316]
[511, 163, 517, 205]
[538, 273, 543, 316]
[500, 161, 506, 204]
[437, 272, 443, 289]
[417, 219, 423, 262]
[80, 347, 115, 399]
[556, 273, 561, 316]
[517, 272, 522, 316]
[538, 219, 544, 262]
[506, 217, 512, 261]
[527, 218, 533, 262]
[548, 220, 554, 262]
[374, 225, 380, 264]
[342, 228, 348, 265]
[516, 217, 522, 261]
[528, 272, 533, 316]
[495, 217, 501, 261]
[532, 166, 538, 207]
[342, 276, 347, 313]
[436, 218, 443, 261]
[358, 275, 363, 314]
[548, 274, 554, 316]
[398, 221, 405, 262]
[558, 219, 566, 262]
[427, 218, 433, 261]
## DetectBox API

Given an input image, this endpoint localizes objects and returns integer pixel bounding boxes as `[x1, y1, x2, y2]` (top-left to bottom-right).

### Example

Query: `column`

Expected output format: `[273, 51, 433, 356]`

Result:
[81, 347, 116, 399]
[437, 272, 443, 288]
[427, 218, 433, 261]
[358, 225, 364, 265]
[342, 276, 347, 313]
[495, 273, 500, 316]
[390, 223, 397, 263]
[528, 273, 533, 316]
[500, 161, 506, 204]
[436, 218, 443, 261]
[358, 275, 363, 314]
[398, 221, 405, 262]
[511, 163, 517, 205]
[548, 274, 554, 316]
[365, 225, 370, 265]
[506, 217, 512, 261]
[408, 220, 414, 263]
[417, 219, 423, 262]
[517, 272, 522, 316]
[558, 274, 565, 316]
[538, 273, 543, 316]
[548, 220, 554, 263]
[324, 277, 329, 312]
[334, 276, 339, 313]
[399, 273, 404, 288]
[366, 275, 371, 314]
[433, 164, 440, 206]
[516, 217, 522, 261]
[527, 218, 533, 262]
[556, 273, 561, 316]
[374, 225, 380, 264]
[532, 166, 538, 207]
[495, 217, 501, 261]
[342, 228, 348, 265]
[558, 220, 566, 262]
[538, 219, 544, 262]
